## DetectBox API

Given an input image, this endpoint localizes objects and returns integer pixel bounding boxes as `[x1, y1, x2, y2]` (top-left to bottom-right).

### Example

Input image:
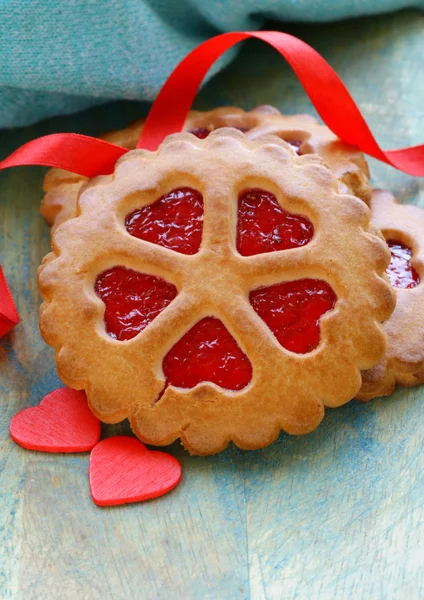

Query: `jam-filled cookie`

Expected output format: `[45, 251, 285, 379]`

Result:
[38, 131, 393, 455]
[40, 106, 371, 230]
[358, 190, 424, 400]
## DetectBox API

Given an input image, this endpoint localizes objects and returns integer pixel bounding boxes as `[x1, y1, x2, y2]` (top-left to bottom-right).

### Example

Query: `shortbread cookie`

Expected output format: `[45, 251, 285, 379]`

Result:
[38, 130, 393, 455]
[41, 106, 371, 230]
[358, 190, 424, 400]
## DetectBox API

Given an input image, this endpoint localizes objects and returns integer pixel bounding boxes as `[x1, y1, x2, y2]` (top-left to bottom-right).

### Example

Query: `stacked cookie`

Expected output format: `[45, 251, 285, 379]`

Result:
[38, 106, 423, 454]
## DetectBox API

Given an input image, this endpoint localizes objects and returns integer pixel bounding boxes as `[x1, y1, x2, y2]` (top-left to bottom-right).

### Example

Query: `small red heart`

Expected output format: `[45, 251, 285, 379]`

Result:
[89, 436, 182, 507]
[10, 388, 101, 452]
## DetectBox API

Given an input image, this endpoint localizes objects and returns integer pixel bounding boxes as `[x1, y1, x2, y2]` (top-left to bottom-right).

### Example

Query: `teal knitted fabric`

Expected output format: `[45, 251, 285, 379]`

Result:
[0, 0, 422, 127]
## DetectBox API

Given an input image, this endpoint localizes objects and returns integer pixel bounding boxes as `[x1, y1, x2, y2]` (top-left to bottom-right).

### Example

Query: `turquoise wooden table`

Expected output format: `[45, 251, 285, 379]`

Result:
[1, 10, 424, 599]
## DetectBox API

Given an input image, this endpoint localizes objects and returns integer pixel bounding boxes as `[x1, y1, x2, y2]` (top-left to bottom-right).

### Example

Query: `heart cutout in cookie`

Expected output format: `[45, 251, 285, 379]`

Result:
[386, 240, 420, 289]
[89, 436, 182, 506]
[237, 188, 314, 256]
[189, 127, 211, 139]
[250, 279, 337, 354]
[95, 266, 178, 341]
[189, 126, 251, 139]
[10, 388, 101, 452]
[163, 317, 253, 390]
[125, 187, 204, 255]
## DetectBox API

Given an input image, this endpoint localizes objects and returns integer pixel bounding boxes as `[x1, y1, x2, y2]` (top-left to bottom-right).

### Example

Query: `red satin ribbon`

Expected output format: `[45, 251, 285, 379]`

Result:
[138, 31, 424, 174]
[0, 30, 423, 176]
[0, 265, 19, 337]
[1, 29, 424, 334]
[0, 133, 128, 179]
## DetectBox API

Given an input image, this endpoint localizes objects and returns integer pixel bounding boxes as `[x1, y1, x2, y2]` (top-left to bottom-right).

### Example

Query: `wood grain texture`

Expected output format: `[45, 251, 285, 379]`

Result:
[1, 9, 424, 599]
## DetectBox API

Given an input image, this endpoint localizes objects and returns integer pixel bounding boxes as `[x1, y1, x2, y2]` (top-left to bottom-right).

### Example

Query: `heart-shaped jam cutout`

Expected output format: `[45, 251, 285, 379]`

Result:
[189, 126, 250, 139]
[250, 279, 337, 354]
[95, 267, 177, 341]
[163, 317, 252, 391]
[126, 187, 204, 255]
[189, 127, 211, 139]
[386, 240, 420, 289]
[283, 139, 302, 154]
[237, 189, 314, 256]
[99, 188, 331, 388]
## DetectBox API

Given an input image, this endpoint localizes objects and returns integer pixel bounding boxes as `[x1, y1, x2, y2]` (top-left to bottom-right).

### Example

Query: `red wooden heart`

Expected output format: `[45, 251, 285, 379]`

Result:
[89, 436, 182, 506]
[10, 388, 101, 452]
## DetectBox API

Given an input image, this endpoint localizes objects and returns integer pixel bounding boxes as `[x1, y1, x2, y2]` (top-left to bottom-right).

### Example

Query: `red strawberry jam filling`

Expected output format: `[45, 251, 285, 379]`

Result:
[189, 126, 302, 154]
[189, 127, 210, 139]
[126, 188, 203, 255]
[163, 317, 252, 390]
[386, 240, 420, 289]
[96, 188, 336, 389]
[250, 280, 337, 354]
[285, 139, 302, 154]
[237, 189, 314, 256]
[189, 126, 250, 139]
[95, 267, 177, 341]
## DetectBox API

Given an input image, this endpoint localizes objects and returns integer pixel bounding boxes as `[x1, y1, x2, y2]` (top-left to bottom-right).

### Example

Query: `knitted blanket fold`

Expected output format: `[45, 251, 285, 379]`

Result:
[0, 0, 422, 128]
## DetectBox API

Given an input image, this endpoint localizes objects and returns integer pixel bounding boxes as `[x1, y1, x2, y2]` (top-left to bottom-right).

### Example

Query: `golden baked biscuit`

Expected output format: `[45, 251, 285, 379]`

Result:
[40, 106, 371, 231]
[358, 190, 424, 400]
[39, 131, 393, 454]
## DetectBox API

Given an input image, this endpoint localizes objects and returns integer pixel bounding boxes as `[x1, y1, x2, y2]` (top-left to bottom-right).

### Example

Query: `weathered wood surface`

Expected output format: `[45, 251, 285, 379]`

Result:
[1, 10, 424, 600]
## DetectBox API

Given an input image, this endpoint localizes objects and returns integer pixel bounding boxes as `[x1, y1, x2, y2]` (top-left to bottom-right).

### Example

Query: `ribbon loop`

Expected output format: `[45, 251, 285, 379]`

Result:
[138, 30, 424, 176]
[1, 29, 424, 336]
[0, 31, 423, 176]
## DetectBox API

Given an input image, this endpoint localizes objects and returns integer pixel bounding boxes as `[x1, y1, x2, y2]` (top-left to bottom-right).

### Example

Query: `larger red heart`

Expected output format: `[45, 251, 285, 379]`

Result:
[89, 436, 182, 506]
[10, 388, 101, 452]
